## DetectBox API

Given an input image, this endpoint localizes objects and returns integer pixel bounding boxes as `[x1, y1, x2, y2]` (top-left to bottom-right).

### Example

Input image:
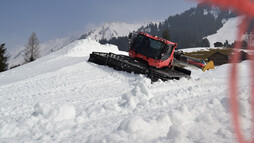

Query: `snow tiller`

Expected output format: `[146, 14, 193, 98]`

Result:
[88, 31, 214, 81]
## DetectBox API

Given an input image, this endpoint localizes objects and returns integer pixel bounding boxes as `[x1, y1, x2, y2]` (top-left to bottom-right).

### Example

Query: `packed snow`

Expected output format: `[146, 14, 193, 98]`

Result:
[0, 39, 252, 143]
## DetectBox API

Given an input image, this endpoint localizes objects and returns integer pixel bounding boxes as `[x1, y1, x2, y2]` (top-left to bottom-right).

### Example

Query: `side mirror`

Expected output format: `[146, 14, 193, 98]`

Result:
[128, 33, 132, 40]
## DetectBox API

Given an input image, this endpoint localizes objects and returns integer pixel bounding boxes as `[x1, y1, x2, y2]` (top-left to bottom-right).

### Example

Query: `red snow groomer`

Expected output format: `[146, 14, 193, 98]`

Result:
[88, 31, 214, 81]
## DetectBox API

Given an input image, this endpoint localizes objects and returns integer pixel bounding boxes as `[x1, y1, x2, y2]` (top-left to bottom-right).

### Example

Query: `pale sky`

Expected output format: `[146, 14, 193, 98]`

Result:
[0, 0, 197, 50]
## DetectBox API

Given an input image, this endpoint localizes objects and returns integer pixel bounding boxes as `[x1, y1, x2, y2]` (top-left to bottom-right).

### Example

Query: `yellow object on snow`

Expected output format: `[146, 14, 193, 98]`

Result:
[202, 61, 215, 72]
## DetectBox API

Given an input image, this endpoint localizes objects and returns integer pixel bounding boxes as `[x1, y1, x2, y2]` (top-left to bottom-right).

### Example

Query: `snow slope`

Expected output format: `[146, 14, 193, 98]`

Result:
[8, 21, 145, 68]
[206, 16, 242, 46]
[7, 34, 80, 68]
[0, 39, 252, 143]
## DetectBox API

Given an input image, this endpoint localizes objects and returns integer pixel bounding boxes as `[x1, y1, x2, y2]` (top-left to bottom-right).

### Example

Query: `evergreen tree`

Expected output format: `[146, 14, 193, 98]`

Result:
[162, 29, 171, 41]
[0, 43, 8, 72]
[224, 40, 229, 47]
[200, 38, 210, 47]
[23, 32, 40, 63]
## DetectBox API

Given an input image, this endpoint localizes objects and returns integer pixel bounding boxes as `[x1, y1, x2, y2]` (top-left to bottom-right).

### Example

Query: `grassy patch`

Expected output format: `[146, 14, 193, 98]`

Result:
[184, 48, 232, 62]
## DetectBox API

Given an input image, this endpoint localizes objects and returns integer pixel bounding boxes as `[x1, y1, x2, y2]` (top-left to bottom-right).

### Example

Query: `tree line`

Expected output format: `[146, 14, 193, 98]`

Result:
[99, 4, 236, 51]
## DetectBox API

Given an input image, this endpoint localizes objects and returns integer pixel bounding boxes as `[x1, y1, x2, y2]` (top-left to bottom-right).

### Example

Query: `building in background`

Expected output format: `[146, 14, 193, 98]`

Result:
[208, 52, 228, 65]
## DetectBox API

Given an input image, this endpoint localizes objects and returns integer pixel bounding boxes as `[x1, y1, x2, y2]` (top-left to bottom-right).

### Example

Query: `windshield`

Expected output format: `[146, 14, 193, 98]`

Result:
[132, 35, 166, 59]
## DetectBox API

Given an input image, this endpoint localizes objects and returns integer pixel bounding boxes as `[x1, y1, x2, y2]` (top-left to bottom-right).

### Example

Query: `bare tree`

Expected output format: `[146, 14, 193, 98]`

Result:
[23, 32, 40, 63]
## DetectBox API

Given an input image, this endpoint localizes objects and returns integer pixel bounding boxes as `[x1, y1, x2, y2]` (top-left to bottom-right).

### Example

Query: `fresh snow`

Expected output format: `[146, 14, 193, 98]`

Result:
[0, 39, 252, 143]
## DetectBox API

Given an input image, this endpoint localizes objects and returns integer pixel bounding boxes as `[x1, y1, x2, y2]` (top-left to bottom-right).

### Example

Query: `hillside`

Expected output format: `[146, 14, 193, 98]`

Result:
[7, 34, 80, 68]
[7, 22, 146, 68]
[0, 39, 252, 142]
[206, 16, 242, 46]
[7, 4, 238, 68]
[98, 4, 237, 51]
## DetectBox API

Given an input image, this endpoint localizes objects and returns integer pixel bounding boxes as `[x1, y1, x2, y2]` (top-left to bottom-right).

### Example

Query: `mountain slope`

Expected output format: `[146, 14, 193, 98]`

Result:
[80, 22, 145, 41]
[0, 39, 252, 142]
[7, 5, 237, 68]
[98, 4, 237, 51]
[7, 34, 80, 68]
[206, 16, 242, 46]
[8, 22, 145, 68]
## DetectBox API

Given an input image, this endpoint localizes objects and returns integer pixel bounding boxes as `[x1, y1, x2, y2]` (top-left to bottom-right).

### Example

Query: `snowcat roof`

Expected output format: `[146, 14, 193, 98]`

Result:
[138, 31, 177, 46]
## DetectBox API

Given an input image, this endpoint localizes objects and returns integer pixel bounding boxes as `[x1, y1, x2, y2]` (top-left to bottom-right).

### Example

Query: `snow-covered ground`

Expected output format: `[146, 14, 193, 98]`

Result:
[182, 47, 212, 52]
[0, 39, 252, 143]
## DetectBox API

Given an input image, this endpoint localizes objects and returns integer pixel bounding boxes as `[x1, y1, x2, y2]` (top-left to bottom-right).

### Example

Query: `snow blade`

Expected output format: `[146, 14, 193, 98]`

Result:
[88, 52, 191, 82]
[202, 61, 215, 72]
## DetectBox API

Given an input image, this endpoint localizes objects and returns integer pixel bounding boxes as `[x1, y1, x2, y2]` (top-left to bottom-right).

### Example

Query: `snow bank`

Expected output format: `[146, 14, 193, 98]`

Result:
[165, 99, 229, 143]
[63, 39, 126, 57]
[119, 79, 152, 110]
[33, 103, 76, 121]
[88, 93, 252, 143]
[106, 114, 171, 143]
[182, 47, 210, 53]
[0, 103, 76, 141]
